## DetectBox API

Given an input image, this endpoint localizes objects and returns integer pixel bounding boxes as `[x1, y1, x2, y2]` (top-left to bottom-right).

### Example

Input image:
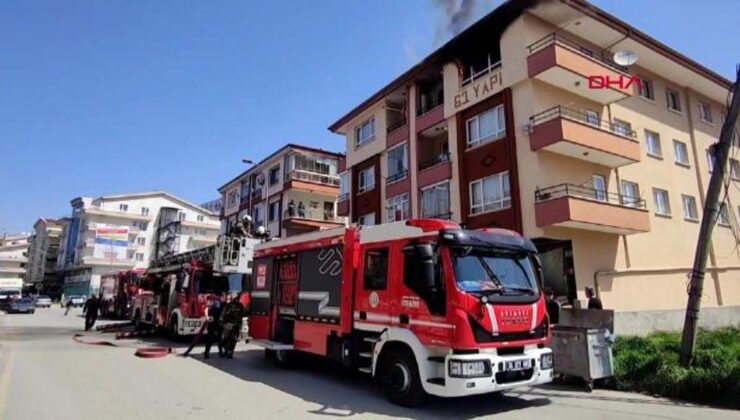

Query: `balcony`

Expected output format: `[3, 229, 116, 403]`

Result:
[417, 152, 452, 189]
[284, 170, 340, 195]
[337, 194, 350, 217]
[416, 103, 444, 134]
[386, 119, 409, 147]
[282, 209, 344, 231]
[81, 207, 154, 222]
[527, 33, 634, 104]
[529, 106, 640, 167]
[534, 184, 650, 235]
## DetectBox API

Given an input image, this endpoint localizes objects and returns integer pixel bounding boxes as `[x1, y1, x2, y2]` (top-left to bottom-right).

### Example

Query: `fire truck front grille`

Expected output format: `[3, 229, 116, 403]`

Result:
[495, 368, 534, 384]
[470, 317, 548, 343]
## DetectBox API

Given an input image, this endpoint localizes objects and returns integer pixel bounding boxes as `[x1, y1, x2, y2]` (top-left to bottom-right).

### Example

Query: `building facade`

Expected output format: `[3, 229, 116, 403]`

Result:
[330, 0, 739, 311]
[26, 218, 68, 294]
[56, 191, 220, 296]
[0, 234, 30, 292]
[219, 144, 347, 238]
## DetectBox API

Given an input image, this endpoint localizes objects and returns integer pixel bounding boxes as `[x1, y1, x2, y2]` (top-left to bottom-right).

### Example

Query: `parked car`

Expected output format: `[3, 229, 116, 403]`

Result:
[61, 295, 85, 308]
[8, 298, 35, 314]
[35, 295, 53, 308]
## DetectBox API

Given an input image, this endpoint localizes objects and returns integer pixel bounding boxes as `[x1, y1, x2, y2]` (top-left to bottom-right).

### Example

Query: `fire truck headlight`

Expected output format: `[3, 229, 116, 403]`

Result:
[540, 353, 553, 370]
[449, 360, 491, 378]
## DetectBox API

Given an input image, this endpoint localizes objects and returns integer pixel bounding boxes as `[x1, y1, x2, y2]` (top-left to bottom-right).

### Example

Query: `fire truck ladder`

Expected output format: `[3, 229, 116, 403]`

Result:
[148, 245, 216, 272]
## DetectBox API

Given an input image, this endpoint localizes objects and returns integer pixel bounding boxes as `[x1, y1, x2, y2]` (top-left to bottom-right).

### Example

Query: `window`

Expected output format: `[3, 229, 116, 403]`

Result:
[421, 183, 451, 219]
[645, 130, 662, 157]
[339, 172, 350, 199]
[197, 215, 204, 222]
[466, 105, 505, 148]
[358, 166, 375, 193]
[731, 159, 740, 180]
[358, 213, 375, 227]
[226, 191, 238, 207]
[363, 248, 388, 290]
[178, 212, 186, 222]
[469, 172, 511, 215]
[269, 201, 280, 222]
[136, 237, 146, 246]
[673, 140, 689, 166]
[355, 118, 376, 147]
[612, 119, 632, 137]
[592, 175, 607, 202]
[119, 204, 129, 212]
[387, 144, 408, 183]
[682, 195, 698, 220]
[718, 203, 730, 226]
[585, 110, 600, 126]
[652, 189, 671, 216]
[666, 88, 682, 112]
[135, 253, 144, 262]
[620, 181, 640, 208]
[140, 207, 149, 216]
[699, 102, 713, 123]
[638, 77, 654, 100]
[253, 207, 262, 225]
[268, 166, 280, 185]
[707, 148, 715, 172]
[386, 194, 409, 222]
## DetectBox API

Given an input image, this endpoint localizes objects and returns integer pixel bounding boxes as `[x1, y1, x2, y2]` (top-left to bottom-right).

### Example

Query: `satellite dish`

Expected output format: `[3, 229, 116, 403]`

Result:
[613, 49, 638, 66]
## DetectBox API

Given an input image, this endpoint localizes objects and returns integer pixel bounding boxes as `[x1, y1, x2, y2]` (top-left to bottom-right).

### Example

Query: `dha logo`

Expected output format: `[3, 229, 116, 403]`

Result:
[587, 49, 642, 91]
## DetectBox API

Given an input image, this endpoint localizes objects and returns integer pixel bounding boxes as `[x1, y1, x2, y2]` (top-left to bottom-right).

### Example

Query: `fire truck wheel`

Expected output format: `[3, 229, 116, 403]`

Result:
[169, 315, 179, 338]
[273, 349, 295, 368]
[378, 346, 426, 407]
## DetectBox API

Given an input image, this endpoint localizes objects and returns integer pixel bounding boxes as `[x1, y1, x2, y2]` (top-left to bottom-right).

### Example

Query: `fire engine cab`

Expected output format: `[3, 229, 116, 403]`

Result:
[249, 219, 553, 406]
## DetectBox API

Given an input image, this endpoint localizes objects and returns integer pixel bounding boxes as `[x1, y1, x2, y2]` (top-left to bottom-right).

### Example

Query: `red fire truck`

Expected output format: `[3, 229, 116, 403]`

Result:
[131, 233, 257, 336]
[99, 269, 145, 319]
[249, 219, 553, 406]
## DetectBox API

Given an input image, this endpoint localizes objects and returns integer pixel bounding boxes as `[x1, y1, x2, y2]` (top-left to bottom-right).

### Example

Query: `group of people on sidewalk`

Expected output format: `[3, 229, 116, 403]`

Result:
[203, 292, 250, 359]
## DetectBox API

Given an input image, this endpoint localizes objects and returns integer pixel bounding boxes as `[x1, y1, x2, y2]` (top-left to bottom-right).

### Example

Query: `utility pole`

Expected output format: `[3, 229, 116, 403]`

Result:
[680, 66, 740, 367]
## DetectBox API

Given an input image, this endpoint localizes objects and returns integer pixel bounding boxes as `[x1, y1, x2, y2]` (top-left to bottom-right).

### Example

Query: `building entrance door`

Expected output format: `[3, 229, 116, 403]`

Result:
[532, 238, 576, 304]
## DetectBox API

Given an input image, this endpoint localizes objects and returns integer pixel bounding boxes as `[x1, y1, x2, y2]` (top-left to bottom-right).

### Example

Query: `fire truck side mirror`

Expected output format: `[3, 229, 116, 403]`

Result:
[410, 243, 436, 291]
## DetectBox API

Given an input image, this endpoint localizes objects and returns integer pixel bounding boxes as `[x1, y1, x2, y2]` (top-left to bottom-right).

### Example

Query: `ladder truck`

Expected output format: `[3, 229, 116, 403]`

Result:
[248, 219, 553, 406]
[99, 269, 145, 319]
[131, 221, 260, 337]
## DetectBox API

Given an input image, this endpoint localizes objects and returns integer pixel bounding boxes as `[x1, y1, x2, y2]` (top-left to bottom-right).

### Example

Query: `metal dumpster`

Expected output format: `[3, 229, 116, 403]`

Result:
[551, 325, 614, 389]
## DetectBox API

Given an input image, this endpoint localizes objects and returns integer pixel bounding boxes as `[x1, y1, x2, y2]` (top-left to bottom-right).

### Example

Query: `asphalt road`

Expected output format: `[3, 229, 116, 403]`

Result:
[0, 307, 736, 420]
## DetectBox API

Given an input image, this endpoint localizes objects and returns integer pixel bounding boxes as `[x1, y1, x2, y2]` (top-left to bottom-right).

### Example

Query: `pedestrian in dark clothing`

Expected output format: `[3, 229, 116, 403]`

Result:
[204, 298, 223, 359]
[83, 296, 100, 331]
[297, 201, 306, 218]
[65, 299, 73, 316]
[585, 287, 603, 310]
[220, 297, 246, 358]
[544, 288, 561, 324]
[287, 200, 296, 217]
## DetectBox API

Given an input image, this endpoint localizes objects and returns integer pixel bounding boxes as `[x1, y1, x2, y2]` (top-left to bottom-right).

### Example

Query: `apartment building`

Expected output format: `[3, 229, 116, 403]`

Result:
[329, 0, 739, 311]
[219, 144, 346, 238]
[56, 191, 220, 296]
[0, 234, 30, 292]
[26, 218, 68, 294]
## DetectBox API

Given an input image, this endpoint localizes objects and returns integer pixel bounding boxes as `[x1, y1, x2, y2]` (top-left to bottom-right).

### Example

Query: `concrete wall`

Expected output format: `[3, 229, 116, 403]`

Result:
[613, 305, 740, 336]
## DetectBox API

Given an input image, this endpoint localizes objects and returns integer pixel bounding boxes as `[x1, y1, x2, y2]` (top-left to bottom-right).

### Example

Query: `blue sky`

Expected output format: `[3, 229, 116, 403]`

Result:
[1, 0, 738, 234]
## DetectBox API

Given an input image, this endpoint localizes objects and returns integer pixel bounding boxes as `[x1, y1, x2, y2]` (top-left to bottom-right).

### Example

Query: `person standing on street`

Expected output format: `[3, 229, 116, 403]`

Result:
[585, 286, 603, 310]
[64, 298, 73, 316]
[203, 296, 224, 359]
[83, 295, 100, 331]
[544, 288, 561, 324]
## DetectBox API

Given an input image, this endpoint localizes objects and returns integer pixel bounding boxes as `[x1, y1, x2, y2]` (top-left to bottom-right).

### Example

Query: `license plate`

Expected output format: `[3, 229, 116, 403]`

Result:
[504, 359, 532, 371]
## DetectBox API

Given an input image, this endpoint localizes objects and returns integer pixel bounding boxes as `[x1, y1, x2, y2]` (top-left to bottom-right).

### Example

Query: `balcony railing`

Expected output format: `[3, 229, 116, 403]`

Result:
[527, 33, 627, 74]
[419, 152, 451, 171]
[461, 59, 502, 87]
[386, 118, 407, 134]
[421, 212, 452, 220]
[283, 209, 341, 223]
[285, 170, 340, 187]
[535, 183, 646, 209]
[417, 98, 444, 117]
[338, 193, 349, 202]
[530, 106, 637, 140]
[387, 170, 408, 184]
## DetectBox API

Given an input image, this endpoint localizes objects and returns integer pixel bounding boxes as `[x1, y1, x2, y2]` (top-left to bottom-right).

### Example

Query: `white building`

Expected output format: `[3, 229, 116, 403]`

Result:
[0, 234, 30, 292]
[26, 218, 67, 291]
[56, 191, 220, 297]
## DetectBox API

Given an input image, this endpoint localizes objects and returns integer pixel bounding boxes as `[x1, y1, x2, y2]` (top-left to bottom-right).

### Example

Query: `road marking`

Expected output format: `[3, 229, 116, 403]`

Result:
[0, 346, 15, 419]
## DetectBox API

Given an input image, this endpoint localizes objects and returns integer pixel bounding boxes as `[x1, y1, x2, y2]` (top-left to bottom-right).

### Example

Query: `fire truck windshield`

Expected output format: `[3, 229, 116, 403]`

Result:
[452, 247, 538, 296]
